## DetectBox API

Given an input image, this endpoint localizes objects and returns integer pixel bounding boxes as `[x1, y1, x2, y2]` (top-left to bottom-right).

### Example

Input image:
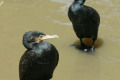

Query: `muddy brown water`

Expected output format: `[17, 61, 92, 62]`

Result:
[0, 0, 120, 80]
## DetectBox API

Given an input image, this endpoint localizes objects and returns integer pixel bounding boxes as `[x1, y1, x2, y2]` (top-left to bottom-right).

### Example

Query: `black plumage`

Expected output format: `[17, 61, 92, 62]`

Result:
[68, 0, 100, 51]
[19, 31, 59, 80]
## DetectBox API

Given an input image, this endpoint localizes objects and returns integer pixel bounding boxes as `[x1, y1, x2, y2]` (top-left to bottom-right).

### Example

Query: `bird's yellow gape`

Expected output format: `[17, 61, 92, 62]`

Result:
[39, 35, 45, 41]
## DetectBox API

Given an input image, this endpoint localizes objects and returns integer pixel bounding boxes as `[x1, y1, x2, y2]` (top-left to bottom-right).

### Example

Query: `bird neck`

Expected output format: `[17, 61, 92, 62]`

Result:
[74, 0, 86, 5]
[23, 37, 39, 50]
[23, 41, 32, 50]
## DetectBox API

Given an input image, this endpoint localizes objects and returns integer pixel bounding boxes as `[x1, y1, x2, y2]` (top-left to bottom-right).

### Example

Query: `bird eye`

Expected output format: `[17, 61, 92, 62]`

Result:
[40, 35, 43, 37]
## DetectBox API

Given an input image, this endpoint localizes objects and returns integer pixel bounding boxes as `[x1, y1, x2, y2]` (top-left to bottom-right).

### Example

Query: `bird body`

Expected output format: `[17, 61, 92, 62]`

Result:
[68, 0, 100, 51]
[19, 31, 59, 80]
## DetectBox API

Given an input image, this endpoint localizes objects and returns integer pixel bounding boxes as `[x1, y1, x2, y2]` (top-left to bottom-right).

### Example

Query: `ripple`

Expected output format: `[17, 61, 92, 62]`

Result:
[12, 0, 42, 8]
[50, 0, 72, 14]
[53, 20, 72, 26]
[0, 1, 4, 6]
[99, 56, 120, 63]
[50, 0, 71, 3]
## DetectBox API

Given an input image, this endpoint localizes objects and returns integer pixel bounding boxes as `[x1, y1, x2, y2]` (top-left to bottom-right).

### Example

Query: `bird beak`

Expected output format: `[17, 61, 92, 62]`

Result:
[39, 35, 59, 41]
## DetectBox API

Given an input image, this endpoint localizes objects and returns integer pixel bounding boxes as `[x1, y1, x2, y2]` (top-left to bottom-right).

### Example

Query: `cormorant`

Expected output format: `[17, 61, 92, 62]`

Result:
[19, 31, 59, 80]
[68, 0, 100, 51]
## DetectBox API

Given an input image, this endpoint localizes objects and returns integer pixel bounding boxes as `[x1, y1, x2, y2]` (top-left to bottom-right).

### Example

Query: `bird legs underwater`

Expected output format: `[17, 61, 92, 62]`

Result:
[80, 38, 95, 52]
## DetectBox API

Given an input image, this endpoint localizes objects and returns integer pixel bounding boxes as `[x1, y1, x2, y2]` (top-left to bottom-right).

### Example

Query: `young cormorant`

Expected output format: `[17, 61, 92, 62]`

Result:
[68, 0, 100, 51]
[19, 31, 59, 80]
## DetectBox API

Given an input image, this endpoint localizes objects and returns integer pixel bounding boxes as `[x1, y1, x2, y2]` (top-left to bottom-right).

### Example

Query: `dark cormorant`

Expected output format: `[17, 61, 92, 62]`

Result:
[19, 31, 59, 80]
[68, 0, 100, 51]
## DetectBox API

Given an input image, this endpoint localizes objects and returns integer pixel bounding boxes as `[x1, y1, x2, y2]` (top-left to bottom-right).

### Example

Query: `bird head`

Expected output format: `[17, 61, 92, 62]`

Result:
[23, 31, 59, 50]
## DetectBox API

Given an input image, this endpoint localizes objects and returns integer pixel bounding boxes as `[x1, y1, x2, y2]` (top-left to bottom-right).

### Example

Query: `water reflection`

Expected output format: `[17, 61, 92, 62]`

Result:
[72, 38, 103, 48]
[72, 38, 103, 54]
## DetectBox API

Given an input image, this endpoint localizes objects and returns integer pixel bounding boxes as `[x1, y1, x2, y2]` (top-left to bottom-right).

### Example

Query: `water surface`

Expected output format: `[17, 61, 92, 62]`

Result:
[0, 0, 120, 80]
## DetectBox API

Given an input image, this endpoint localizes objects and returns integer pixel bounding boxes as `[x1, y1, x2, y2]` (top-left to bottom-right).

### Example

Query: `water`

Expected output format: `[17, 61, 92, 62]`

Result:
[0, 0, 120, 80]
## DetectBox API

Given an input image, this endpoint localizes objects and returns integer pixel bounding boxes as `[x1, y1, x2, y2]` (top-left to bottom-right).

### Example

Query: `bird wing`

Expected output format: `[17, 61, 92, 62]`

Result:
[19, 50, 35, 80]
[19, 50, 50, 80]
[19, 45, 59, 80]
[68, 4, 100, 25]
[68, 5, 86, 25]
[88, 6, 100, 25]
[32, 44, 59, 65]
